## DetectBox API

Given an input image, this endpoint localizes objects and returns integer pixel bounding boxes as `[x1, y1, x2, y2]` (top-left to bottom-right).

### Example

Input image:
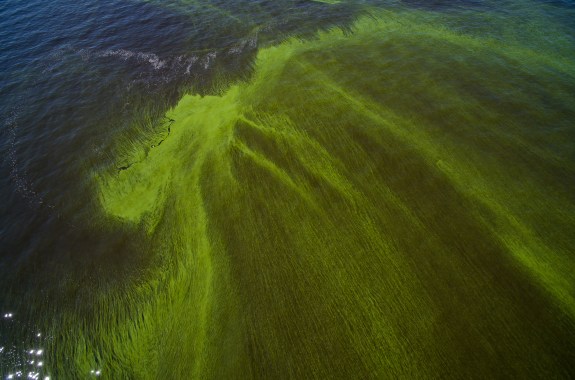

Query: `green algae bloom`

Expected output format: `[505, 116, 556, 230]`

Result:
[82, 7, 575, 377]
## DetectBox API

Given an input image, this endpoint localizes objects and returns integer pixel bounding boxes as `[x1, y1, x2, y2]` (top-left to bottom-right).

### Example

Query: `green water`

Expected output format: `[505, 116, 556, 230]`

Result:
[93, 6, 575, 378]
[2, 1, 575, 378]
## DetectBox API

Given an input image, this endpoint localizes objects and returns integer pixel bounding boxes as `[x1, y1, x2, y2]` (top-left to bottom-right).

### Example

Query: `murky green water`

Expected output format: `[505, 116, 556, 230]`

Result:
[1, 0, 575, 378]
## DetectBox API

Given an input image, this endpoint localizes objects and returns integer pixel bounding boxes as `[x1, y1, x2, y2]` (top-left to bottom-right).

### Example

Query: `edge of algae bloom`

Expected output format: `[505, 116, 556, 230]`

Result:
[89, 9, 575, 378]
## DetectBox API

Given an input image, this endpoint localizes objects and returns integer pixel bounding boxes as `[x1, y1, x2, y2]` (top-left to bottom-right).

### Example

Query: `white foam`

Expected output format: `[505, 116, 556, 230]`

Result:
[185, 56, 198, 75]
[97, 49, 167, 70]
[202, 51, 217, 70]
[99, 48, 135, 60]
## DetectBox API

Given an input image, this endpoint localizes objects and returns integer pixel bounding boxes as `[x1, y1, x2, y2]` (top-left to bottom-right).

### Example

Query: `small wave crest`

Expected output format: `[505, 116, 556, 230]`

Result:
[41, 32, 259, 81]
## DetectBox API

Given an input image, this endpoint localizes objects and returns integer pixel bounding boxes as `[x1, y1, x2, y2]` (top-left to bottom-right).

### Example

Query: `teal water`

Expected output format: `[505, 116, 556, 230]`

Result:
[1, 0, 575, 378]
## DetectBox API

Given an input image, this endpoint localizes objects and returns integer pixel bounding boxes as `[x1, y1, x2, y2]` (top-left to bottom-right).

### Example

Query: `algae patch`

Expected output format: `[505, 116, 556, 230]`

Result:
[99, 87, 241, 228]
[92, 9, 575, 379]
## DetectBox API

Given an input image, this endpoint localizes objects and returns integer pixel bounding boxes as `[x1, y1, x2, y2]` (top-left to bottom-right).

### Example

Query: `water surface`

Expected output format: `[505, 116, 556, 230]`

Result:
[1, 0, 575, 378]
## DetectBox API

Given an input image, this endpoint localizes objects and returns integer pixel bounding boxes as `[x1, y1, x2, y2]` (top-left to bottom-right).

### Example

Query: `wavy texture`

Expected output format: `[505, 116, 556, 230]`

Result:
[83, 8, 575, 379]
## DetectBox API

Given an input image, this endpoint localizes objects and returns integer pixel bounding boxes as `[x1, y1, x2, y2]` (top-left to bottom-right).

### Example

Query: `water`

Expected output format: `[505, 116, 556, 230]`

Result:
[1, 0, 574, 378]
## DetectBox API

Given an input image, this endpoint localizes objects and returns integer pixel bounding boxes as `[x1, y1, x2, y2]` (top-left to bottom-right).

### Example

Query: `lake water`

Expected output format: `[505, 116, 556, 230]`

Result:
[1, 0, 575, 378]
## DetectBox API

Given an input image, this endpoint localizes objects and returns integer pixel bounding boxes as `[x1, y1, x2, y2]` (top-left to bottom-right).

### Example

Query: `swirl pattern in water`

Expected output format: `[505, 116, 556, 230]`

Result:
[1, 0, 575, 378]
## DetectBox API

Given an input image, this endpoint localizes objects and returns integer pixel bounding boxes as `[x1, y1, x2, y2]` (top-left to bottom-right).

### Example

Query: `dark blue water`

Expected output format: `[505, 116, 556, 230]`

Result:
[1, 0, 575, 378]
